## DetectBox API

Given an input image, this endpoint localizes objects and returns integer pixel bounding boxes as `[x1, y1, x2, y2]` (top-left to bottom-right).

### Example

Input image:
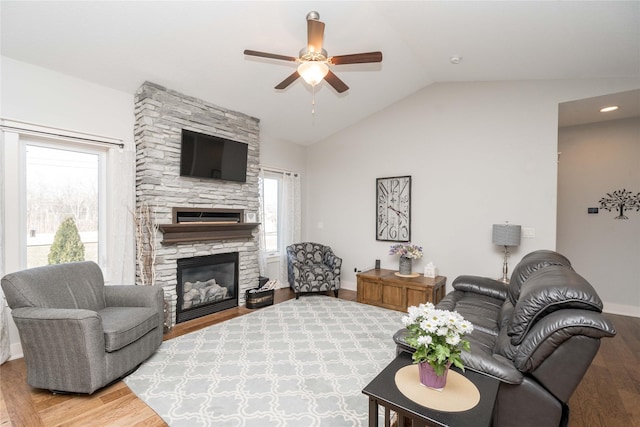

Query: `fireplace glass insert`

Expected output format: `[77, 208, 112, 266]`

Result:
[176, 252, 239, 323]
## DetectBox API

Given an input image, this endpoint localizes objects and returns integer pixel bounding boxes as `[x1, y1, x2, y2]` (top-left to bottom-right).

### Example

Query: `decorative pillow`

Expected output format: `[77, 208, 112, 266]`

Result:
[507, 265, 602, 346]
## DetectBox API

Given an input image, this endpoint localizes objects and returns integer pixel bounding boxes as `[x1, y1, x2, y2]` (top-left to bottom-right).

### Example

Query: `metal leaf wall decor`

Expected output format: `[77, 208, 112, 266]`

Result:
[599, 189, 640, 219]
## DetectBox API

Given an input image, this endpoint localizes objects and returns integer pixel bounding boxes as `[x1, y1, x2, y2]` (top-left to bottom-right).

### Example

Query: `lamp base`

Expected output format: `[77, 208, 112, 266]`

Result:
[499, 245, 511, 285]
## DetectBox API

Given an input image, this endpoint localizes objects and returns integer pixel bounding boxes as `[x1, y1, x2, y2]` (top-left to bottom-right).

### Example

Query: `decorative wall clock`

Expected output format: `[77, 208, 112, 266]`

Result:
[376, 176, 411, 242]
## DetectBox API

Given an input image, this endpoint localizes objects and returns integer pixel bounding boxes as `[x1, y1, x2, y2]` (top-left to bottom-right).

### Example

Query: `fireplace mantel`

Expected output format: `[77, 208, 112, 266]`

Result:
[159, 207, 259, 244]
[159, 222, 259, 244]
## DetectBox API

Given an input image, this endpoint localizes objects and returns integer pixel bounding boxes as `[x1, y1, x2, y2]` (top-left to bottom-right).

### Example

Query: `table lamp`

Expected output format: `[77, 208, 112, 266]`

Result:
[492, 223, 521, 284]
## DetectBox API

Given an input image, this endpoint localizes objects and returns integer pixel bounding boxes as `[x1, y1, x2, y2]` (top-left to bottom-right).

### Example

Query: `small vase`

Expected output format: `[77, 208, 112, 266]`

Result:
[399, 256, 412, 275]
[418, 361, 450, 390]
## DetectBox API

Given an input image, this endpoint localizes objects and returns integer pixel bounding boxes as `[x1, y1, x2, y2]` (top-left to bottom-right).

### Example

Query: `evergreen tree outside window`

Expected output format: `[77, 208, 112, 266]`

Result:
[48, 217, 85, 264]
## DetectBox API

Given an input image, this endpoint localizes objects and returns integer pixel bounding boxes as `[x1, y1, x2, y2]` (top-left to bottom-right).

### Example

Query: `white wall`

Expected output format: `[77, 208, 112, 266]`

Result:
[260, 133, 307, 227]
[305, 79, 640, 296]
[557, 117, 640, 316]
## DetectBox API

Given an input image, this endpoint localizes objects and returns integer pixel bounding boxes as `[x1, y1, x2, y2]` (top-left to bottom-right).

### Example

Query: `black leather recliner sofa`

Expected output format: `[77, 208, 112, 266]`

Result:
[393, 250, 616, 427]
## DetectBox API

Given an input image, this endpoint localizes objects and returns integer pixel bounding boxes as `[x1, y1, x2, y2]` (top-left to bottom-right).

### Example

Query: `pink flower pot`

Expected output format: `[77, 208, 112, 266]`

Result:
[418, 361, 450, 390]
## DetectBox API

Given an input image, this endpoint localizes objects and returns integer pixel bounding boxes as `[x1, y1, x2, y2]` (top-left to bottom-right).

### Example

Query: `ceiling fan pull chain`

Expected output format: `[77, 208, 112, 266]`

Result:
[311, 85, 317, 116]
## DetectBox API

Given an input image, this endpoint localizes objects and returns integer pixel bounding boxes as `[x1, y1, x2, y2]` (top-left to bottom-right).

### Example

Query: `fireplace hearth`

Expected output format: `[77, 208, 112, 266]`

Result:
[176, 252, 239, 323]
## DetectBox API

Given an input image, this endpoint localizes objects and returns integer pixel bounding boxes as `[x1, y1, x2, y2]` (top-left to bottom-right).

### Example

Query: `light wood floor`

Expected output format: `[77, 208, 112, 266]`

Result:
[1, 289, 638, 427]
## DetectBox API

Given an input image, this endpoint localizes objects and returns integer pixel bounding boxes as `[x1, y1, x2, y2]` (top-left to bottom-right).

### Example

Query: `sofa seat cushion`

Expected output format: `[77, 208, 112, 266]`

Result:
[99, 307, 159, 352]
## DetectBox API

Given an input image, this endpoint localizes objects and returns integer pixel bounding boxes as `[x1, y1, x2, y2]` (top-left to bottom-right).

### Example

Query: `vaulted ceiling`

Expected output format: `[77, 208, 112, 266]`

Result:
[2, 1, 639, 145]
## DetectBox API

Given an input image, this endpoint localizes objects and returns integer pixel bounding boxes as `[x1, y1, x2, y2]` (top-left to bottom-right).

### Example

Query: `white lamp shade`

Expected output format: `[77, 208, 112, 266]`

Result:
[298, 61, 329, 86]
[492, 224, 521, 246]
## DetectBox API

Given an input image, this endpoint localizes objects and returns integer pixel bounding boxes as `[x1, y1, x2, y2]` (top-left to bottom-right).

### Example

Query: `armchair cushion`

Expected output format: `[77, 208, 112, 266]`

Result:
[100, 307, 159, 352]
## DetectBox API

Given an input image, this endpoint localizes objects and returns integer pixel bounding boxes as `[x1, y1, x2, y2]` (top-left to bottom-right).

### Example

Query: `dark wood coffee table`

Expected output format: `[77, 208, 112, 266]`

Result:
[362, 352, 499, 427]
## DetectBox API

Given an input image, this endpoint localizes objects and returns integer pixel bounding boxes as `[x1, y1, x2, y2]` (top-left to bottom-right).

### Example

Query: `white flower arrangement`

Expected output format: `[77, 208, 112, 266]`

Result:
[401, 302, 474, 375]
[389, 243, 423, 259]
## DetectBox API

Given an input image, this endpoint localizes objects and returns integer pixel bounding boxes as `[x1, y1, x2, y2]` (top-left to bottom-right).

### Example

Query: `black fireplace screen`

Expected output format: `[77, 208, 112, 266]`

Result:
[176, 252, 239, 323]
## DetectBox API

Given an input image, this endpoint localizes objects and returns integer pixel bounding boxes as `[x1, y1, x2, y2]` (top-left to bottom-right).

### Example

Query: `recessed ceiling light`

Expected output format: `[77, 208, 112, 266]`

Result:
[600, 106, 619, 112]
[449, 56, 462, 64]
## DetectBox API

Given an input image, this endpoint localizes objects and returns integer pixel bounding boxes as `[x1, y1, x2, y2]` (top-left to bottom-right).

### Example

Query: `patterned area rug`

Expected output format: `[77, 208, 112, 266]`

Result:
[124, 296, 402, 426]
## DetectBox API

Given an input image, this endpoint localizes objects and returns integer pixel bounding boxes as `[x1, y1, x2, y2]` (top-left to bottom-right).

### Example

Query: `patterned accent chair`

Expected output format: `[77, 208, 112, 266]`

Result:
[286, 242, 342, 299]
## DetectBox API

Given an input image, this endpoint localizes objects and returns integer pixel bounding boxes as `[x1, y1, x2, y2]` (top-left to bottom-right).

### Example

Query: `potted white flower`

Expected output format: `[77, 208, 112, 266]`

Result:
[401, 302, 474, 389]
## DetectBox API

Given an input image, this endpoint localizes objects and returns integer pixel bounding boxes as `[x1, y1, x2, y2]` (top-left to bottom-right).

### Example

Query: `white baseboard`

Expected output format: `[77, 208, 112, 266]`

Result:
[603, 302, 640, 318]
[341, 280, 356, 292]
[9, 342, 23, 360]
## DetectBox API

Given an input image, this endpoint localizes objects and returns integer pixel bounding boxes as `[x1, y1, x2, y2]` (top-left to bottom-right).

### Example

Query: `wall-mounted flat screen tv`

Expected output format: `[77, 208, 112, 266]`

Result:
[180, 129, 248, 183]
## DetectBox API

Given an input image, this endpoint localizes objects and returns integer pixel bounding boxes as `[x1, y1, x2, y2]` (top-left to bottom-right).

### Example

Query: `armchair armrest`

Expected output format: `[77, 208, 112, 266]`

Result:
[104, 285, 164, 332]
[323, 251, 342, 270]
[10, 307, 106, 393]
[452, 275, 508, 300]
[104, 285, 163, 308]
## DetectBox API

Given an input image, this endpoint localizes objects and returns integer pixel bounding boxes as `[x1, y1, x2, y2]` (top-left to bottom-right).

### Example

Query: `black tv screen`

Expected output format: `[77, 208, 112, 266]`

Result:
[180, 129, 248, 182]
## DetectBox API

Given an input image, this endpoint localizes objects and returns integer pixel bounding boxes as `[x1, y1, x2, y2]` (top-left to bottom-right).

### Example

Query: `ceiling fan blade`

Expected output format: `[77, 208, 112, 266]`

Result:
[244, 49, 298, 62]
[324, 70, 349, 93]
[329, 52, 383, 65]
[275, 71, 300, 90]
[307, 19, 325, 53]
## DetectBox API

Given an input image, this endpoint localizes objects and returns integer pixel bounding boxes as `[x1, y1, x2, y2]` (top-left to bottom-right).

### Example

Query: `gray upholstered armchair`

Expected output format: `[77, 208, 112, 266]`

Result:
[286, 242, 342, 299]
[1, 261, 163, 394]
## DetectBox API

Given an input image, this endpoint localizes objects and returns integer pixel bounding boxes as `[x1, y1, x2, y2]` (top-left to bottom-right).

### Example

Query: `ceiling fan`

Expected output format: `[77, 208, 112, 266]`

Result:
[244, 11, 383, 94]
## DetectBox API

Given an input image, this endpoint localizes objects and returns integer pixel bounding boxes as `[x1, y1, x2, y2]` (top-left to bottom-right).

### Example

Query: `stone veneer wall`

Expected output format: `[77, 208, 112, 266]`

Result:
[134, 82, 260, 327]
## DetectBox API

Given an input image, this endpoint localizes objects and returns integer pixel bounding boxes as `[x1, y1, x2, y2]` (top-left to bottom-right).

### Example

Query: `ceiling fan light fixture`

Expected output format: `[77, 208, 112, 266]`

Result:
[298, 61, 329, 87]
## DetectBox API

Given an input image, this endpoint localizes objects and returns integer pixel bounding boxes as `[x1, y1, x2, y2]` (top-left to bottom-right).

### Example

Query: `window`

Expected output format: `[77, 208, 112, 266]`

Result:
[25, 142, 103, 268]
[262, 173, 280, 254]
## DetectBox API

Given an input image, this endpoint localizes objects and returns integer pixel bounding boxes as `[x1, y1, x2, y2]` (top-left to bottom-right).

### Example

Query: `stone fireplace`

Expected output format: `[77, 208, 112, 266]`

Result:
[134, 82, 260, 328]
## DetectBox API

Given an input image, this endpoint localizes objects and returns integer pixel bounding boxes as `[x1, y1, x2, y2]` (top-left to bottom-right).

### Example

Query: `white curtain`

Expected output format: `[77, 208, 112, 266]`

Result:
[0, 134, 8, 364]
[257, 170, 268, 277]
[105, 147, 136, 285]
[279, 173, 301, 284]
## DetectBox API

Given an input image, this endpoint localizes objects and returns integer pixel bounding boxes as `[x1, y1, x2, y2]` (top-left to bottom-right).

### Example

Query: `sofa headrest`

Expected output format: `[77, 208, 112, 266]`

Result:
[507, 265, 603, 346]
[508, 250, 572, 305]
[1, 261, 106, 311]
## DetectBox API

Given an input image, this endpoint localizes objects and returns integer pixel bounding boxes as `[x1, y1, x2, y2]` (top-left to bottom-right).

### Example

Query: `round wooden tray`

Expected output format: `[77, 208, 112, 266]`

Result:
[394, 272, 420, 278]
[394, 365, 480, 412]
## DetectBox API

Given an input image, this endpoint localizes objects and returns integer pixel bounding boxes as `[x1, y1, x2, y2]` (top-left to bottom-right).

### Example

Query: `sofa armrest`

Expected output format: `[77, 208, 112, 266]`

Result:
[452, 275, 508, 300]
[512, 309, 616, 372]
[10, 307, 106, 393]
[104, 285, 163, 332]
[461, 352, 524, 385]
[394, 327, 523, 384]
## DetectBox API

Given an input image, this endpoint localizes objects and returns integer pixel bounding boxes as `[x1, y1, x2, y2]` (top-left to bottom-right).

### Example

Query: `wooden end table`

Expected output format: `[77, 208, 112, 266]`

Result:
[362, 352, 499, 427]
[357, 268, 446, 312]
